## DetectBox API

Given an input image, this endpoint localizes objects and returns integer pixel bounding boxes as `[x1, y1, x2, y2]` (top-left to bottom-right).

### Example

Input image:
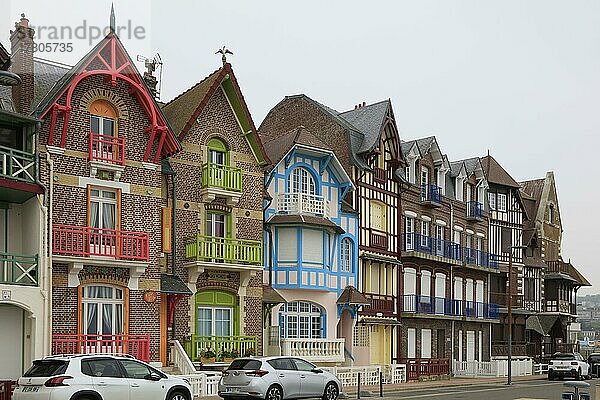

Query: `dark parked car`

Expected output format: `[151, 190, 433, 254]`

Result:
[587, 353, 600, 377]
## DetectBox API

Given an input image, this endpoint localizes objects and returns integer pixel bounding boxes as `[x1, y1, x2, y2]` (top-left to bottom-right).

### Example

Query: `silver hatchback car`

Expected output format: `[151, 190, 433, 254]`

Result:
[218, 357, 341, 400]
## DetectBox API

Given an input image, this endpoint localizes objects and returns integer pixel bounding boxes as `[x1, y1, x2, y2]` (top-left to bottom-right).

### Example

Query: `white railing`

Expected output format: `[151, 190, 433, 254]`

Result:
[534, 363, 549, 375]
[321, 365, 407, 387]
[179, 373, 221, 397]
[170, 340, 197, 376]
[383, 364, 407, 384]
[453, 359, 533, 377]
[277, 192, 330, 218]
[281, 338, 345, 363]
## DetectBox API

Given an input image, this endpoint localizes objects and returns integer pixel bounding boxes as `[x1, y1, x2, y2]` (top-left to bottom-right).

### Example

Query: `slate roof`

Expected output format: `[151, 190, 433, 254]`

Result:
[262, 126, 332, 170]
[161, 67, 222, 136]
[262, 285, 286, 304]
[338, 100, 390, 154]
[160, 273, 192, 295]
[449, 161, 466, 177]
[527, 315, 560, 336]
[520, 178, 545, 203]
[480, 155, 521, 188]
[337, 286, 370, 305]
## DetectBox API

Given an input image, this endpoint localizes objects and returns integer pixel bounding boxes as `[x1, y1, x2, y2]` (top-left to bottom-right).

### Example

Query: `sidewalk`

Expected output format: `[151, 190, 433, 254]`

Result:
[341, 374, 546, 396]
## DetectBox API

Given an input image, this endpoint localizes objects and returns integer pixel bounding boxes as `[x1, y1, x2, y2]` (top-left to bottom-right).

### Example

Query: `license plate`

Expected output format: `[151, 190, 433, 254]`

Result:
[228, 387, 241, 392]
[22, 386, 40, 392]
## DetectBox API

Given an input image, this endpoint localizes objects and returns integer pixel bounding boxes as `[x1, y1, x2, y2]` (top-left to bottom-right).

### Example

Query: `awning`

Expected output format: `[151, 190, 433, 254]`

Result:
[337, 286, 370, 306]
[262, 285, 286, 305]
[360, 252, 402, 265]
[358, 316, 401, 326]
[160, 273, 192, 295]
[526, 315, 560, 336]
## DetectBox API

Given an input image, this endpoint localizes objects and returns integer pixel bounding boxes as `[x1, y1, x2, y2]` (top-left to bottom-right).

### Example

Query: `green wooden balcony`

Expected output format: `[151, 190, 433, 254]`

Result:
[0, 252, 38, 286]
[202, 162, 243, 193]
[0, 145, 36, 184]
[186, 235, 262, 265]
[185, 335, 257, 363]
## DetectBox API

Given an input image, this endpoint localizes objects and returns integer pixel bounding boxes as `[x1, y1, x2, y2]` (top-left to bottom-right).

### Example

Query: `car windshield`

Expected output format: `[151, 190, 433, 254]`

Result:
[23, 360, 69, 377]
[228, 359, 262, 370]
[553, 354, 575, 360]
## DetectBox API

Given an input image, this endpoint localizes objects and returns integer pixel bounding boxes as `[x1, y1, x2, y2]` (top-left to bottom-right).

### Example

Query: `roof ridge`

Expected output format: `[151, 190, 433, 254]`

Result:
[338, 98, 390, 115]
[163, 66, 223, 107]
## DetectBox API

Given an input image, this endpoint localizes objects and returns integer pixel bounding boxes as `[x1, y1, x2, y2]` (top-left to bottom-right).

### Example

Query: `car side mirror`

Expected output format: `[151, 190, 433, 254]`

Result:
[145, 372, 162, 381]
[311, 368, 323, 374]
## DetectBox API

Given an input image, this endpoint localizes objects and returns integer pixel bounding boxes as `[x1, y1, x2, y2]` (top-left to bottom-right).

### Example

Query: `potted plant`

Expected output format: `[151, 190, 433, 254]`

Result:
[200, 348, 216, 364]
[220, 349, 233, 363]
[244, 347, 255, 357]
[230, 348, 240, 359]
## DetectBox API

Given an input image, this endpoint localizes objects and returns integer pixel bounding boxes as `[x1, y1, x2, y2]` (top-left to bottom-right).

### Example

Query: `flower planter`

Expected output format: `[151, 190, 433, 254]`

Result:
[224, 357, 234, 363]
[201, 357, 216, 364]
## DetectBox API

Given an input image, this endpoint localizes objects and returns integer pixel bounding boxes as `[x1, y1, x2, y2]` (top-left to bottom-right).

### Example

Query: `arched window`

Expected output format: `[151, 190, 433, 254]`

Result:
[90, 99, 117, 137]
[207, 138, 228, 166]
[340, 237, 353, 273]
[280, 301, 323, 339]
[289, 167, 316, 195]
[82, 285, 123, 335]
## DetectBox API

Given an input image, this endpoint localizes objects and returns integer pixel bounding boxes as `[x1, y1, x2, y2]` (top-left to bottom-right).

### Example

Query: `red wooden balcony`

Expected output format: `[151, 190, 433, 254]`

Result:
[89, 133, 125, 165]
[362, 292, 395, 317]
[53, 224, 149, 261]
[397, 358, 450, 380]
[369, 229, 388, 250]
[51, 334, 150, 362]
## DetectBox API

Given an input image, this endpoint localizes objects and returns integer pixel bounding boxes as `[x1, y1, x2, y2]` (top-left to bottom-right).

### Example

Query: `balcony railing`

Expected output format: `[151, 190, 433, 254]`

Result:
[51, 334, 150, 362]
[89, 133, 125, 165]
[281, 338, 345, 363]
[52, 224, 149, 261]
[370, 229, 388, 250]
[186, 235, 262, 265]
[362, 292, 395, 316]
[373, 167, 386, 183]
[544, 299, 576, 314]
[0, 145, 36, 183]
[491, 341, 527, 357]
[466, 201, 484, 220]
[489, 292, 524, 308]
[463, 248, 499, 269]
[185, 335, 257, 362]
[202, 162, 243, 192]
[397, 358, 450, 380]
[0, 252, 38, 286]
[277, 192, 329, 217]
[403, 233, 462, 262]
[401, 295, 499, 319]
[421, 184, 442, 206]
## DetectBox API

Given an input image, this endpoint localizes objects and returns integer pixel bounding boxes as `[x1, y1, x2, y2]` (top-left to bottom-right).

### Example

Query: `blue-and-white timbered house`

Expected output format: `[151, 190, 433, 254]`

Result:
[263, 127, 360, 364]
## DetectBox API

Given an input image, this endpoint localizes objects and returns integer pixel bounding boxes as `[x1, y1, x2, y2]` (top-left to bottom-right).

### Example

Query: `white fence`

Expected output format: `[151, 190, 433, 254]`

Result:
[281, 338, 345, 363]
[453, 359, 533, 378]
[171, 340, 197, 375]
[321, 364, 407, 387]
[180, 373, 221, 397]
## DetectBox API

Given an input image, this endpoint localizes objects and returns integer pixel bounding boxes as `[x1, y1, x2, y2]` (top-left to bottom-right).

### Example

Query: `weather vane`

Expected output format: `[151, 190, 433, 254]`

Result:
[216, 46, 233, 65]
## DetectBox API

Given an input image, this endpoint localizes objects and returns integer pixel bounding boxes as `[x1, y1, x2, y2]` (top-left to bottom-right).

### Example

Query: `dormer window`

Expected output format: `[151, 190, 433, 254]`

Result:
[90, 99, 116, 137]
[289, 167, 316, 195]
[421, 166, 429, 187]
[455, 177, 465, 201]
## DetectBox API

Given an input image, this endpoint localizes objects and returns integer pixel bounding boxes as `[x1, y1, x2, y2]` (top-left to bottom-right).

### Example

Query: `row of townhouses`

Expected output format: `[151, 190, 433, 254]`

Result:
[0, 12, 590, 381]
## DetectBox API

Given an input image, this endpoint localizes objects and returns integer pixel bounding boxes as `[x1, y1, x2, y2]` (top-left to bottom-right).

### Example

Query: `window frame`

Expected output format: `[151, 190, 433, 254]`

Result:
[289, 167, 317, 195]
[280, 301, 324, 339]
[196, 306, 234, 337]
[340, 237, 353, 273]
[497, 193, 507, 212]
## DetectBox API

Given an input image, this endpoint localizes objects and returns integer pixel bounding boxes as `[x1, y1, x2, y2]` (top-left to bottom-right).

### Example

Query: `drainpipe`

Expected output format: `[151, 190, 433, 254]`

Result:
[45, 150, 54, 356]
[161, 160, 177, 340]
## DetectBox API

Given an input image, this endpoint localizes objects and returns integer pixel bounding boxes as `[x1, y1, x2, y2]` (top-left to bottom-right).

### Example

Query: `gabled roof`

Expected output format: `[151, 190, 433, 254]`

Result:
[162, 63, 269, 166]
[338, 100, 390, 154]
[480, 155, 521, 188]
[263, 126, 331, 169]
[337, 286, 370, 305]
[449, 160, 467, 178]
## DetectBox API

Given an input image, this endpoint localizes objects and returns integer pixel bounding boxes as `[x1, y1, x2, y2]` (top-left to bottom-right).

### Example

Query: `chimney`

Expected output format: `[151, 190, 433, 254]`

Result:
[10, 13, 35, 114]
[143, 70, 158, 99]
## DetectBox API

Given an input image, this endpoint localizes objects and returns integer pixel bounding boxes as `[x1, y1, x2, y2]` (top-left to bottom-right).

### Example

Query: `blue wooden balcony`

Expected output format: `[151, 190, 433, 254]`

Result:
[420, 184, 442, 206]
[403, 233, 462, 262]
[401, 294, 499, 319]
[466, 201, 483, 221]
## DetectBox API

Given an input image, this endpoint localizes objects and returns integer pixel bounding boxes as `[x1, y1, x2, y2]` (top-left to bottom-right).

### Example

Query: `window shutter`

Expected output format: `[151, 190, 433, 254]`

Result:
[162, 207, 172, 253]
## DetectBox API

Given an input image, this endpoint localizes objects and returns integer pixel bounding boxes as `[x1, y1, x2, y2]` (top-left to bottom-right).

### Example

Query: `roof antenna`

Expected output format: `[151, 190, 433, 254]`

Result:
[216, 46, 233, 66]
[110, 3, 116, 33]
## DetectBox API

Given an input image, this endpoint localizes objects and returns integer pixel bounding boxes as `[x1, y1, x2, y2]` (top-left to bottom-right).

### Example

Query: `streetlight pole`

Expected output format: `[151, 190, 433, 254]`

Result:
[507, 248, 513, 385]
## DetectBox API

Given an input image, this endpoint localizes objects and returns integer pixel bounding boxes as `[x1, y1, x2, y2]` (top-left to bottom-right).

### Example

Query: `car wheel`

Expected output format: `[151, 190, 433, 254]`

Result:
[266, 385, 283, 400]
[548, 375, 554, 381]
[323, 382, 339, 400]
[168, 391, 187, 400]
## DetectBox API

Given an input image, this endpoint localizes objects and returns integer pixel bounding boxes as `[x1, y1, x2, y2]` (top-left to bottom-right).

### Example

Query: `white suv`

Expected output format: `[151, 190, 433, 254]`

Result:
[12, 354, 192, 400]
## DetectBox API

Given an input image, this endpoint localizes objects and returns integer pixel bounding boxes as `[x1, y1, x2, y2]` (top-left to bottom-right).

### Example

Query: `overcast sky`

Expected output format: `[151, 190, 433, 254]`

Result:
[4, 0, 599, 294]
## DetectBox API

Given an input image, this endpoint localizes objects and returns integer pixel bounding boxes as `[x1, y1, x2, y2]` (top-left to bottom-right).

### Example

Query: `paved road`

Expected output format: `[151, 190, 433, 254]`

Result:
[379, 379, 599, 400]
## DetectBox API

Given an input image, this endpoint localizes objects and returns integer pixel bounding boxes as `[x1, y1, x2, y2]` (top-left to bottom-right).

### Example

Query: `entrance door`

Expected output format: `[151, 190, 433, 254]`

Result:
[0, 305, 23, 379]
[407, 328, 416, 358]
[437, 329, 446, 359]
[466, 331, 475, 361]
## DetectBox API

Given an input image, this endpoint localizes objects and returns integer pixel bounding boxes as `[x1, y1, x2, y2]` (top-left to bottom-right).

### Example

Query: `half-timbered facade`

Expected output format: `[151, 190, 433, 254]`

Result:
[262, 127, 359, 364]
[260, 97, 404, 366]
[520, 172, 590, 359]
[399, 138, 499, 377]
[480, 155, 529, 359]
[162, 63, 269, 365]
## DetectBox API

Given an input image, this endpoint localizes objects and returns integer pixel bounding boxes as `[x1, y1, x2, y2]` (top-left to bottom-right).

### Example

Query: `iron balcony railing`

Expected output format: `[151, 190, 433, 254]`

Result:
[277, 192, 330, 217]
[185, 335, 257, 362]
[0, 145, 36, 183]
[463, 248, 499, 269]
[186, 235, 262, 265]
[466, 201, 483, 220]
[52, 224, 149, 261]
[403, 233, 462, 261]
[421, 184, 442, 205]
[89, 133, 125, 165]
[0, 252, 38, 286]
[51, 334, 150, 362]
[201, 162, 243, 192]
[401, 294, 499, 319]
